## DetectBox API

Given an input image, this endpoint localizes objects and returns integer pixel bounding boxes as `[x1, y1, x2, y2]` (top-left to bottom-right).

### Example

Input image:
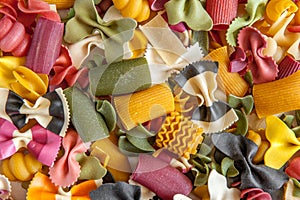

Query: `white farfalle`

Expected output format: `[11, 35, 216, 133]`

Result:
[208, 169, 241, 200]
[141, 14, 203, 84]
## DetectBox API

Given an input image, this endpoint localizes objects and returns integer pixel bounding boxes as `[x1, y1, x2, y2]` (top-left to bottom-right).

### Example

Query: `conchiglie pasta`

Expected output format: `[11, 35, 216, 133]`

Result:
[112, 0, 150, 22]
[0, 152, 43, 182]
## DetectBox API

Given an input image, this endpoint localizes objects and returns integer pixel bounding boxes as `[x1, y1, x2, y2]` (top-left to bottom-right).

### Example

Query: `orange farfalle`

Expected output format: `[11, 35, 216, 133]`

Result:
[27, 172, 101, 200]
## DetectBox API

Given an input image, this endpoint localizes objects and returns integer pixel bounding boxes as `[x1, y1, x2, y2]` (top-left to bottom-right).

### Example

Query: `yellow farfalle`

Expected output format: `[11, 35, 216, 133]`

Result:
[265, 0, 298, 24]
[42, 0, 75, 9]
[202, 47, 249, 97]
[0, 56, 48, 102]
[156, 111, 203, 159]
[112, 0, 150, 22]
[113, 83, 175, 130]
[253, 70, 300, 118]
[264, 115, 300, 169]
[0, 152, 43, 182]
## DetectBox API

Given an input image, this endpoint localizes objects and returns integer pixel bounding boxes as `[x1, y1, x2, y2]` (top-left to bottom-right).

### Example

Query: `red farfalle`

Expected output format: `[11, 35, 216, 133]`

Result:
[17, 0, 60, 23]
[229, 26, 278, 84]
[50, 46, 90, 91]
[49, 129, 88, 187]
[240, 188, 272, 200]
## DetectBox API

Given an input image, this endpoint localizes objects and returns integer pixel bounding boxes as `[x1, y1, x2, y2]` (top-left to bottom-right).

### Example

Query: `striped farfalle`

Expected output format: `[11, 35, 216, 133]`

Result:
[112, 0, 150, 22]
[155, 111, 203, 159]
[0, 151, 43, 182]
[173, 85, 197, 117]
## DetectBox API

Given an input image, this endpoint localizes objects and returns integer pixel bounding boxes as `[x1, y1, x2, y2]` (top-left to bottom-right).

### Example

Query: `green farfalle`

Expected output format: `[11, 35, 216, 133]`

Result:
[220, 157, 239, 178]
[228, 94, 254, 136]
[226, 0, 268, 46]
[76, 153, 107, 180]
[64, 0, 137, 63]
[96, 100, 117, 132]
[190, 142, 213, 186]
[228, 94, 254, 115]
[191, 164, 210, 186]
[117, 124, 156, 156]
[64, 86, 109, 142]
[164, 0, 212, 31]
[118, 136, 151, 156]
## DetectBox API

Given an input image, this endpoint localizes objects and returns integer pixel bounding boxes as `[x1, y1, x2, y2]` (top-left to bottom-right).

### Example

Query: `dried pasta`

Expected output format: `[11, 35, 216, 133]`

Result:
[112, 0, 150, 22]
[156, 111, 203, 159]
[0, 152, 42, 182]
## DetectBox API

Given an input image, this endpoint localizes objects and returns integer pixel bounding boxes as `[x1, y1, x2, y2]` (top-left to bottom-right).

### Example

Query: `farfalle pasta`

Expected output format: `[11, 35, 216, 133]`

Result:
[49, 129, 88, 187]
[0, 118, 61, 166]
[50, 46, 89, 90]
[0, 88, 69, 136]
[2, 0, 300, 199]
[27, 172, 102, 200]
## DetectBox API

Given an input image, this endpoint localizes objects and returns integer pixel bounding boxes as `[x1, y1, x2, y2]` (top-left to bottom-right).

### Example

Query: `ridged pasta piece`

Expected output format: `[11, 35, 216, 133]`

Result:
[253, 70, 300, 118]
[156, 111, 203, 159]
[42, 0, 75, 9]
[202, 46, 249, 97]
[112, 0, 150, 22]
[0, 15, 31, 57]
[113, 83, 175, 130]
[0, 152, 43, 182]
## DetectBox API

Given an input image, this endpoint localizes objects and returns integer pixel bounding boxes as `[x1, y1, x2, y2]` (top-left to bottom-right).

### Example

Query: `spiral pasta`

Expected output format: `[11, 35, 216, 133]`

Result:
[156, 111, 203, 159]
[0, 152, 43, 182]
[112, 0, 150, 22]
[0, 16, 31, 57]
